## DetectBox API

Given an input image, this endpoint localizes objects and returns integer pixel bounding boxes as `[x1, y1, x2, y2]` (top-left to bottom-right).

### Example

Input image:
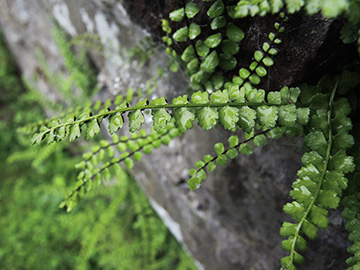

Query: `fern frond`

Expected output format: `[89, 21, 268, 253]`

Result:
[164, 2, 287, 91]
[68, 32, 107, 56]
[234, 0, 350, 18]
[165, 0, 247, 90]
[6, 140, 70, 173]
[60, 123, 180, 212]
[187, 82, 309, 190]
[76, 180, 129, 268]
[75, 129, 167, 179]
[22, 90, 124, 140]
[342, 173, 360, 269]
[341, 116, 360, 269]
[188, 130, 271, 190]
[51, 23, 97, 98]
[7, 146, 43, 164]
[280, 79, 355, 269]
[20, 75, 63, 112]
[30, 85, 307, 145]
[236, 13, 286, 87]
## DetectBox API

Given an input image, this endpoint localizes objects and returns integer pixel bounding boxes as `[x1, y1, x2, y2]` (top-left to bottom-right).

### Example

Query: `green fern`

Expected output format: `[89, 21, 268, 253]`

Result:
[51, 23, 98, 99]
[341, 119, 360, 269]
[234, 0, 360, 55]
[17, 0, 360, 269]
[60, 123, 180, 212]
[163, 3, 288, 91]
[234, 0, 347, 18]
[188, 130, 271, 189]
[280, 74, 356, 269]
[29, 85, 307, 144]
[342, 173, 360, 269]
[2, 23, 197, 270]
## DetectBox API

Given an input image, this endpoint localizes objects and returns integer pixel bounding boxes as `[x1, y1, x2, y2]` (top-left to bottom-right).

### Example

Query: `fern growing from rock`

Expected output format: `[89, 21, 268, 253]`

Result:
[21, 0, 360, 269]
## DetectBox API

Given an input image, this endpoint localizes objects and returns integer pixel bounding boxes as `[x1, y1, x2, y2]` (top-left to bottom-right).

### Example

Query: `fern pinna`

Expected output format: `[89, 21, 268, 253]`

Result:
[23, 0, 360, 268]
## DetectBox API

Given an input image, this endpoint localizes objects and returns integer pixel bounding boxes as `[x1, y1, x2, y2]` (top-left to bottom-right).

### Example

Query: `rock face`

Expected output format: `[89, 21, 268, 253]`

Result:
[0, 1, 350, 269]
[122, 0, 357, 90]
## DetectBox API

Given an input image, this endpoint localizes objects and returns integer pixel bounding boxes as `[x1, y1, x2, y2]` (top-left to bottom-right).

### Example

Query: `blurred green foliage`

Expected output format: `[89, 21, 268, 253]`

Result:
[0, 28, 196, 270]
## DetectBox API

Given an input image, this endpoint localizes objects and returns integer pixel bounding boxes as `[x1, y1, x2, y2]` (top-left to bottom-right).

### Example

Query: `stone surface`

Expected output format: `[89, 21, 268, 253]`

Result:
[0, 1, 350, 269]
[122, 0, 357, 90]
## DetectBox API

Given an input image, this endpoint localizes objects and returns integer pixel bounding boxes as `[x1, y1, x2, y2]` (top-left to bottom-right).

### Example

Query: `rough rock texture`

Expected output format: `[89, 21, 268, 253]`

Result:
[122, 0, 357, 90]
[0, 1, 350, 269]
